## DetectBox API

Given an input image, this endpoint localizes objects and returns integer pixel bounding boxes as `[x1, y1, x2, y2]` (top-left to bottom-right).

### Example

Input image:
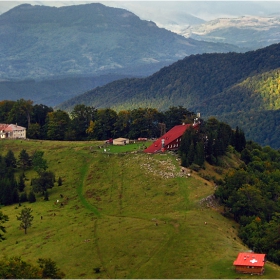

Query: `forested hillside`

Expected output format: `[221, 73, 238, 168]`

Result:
[58, 43, 280, 148]
[215, 141, 280, 265]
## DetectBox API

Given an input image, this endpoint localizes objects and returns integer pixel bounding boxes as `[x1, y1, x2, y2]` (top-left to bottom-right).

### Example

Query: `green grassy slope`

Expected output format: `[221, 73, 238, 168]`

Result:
[0, 140, 279, 278]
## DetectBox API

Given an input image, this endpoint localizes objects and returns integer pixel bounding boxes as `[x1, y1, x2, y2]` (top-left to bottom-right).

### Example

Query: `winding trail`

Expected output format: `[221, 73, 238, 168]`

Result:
[77, 159, 101, 217]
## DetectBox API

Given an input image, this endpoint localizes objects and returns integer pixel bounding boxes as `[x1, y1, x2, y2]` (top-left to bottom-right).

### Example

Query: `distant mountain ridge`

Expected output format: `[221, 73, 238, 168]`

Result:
[180, 15, 280, 49]
[0, 3, 242, 81]
[0, 73, 133, 107]
[57, 43, 280, 148]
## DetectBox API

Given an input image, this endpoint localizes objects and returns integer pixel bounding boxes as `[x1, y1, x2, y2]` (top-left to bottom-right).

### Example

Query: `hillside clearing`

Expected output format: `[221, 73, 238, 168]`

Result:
[0, 140, 279, 278]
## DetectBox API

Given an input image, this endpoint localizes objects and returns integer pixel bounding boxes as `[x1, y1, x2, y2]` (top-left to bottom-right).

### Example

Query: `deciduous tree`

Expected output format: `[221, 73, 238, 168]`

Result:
[38, 258, 65, 278]
[46, 110, 70, 140]
[32, 151, 48, 174]
[17, 207, 33, 234]
[32, 171, 55, 195]
[8, 99, 33, 128]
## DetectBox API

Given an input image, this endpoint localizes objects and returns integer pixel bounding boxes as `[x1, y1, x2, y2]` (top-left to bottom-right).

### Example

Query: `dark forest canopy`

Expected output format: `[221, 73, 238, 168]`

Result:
[0, 100, 198, 141]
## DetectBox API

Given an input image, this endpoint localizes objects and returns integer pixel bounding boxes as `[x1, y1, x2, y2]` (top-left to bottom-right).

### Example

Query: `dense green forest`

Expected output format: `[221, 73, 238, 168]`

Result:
[57, 43, 280, 148]
[215, 109, 280, 150]
[215, 141, 280, 265]
[178, 118, 246, 168]
[0, 100, 197, 141]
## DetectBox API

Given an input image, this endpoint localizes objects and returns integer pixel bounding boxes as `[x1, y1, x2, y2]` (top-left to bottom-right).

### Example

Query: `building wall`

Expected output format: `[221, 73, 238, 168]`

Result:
[11, 129, 26, 139]
[235, 265, 264, 275]
[165, 137, 182, 151]
[113, 138, 129, 145]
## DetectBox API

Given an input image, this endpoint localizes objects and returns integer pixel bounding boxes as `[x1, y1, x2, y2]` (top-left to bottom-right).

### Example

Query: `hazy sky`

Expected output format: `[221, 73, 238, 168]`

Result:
[1, 1, 280, 22]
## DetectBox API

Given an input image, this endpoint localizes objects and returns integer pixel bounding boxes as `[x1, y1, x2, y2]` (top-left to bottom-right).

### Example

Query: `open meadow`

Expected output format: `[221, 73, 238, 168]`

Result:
[0, 139, 280, 278]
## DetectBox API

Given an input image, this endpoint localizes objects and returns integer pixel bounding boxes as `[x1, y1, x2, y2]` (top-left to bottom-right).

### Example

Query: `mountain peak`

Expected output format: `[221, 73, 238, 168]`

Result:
[0, 3, 241, 80]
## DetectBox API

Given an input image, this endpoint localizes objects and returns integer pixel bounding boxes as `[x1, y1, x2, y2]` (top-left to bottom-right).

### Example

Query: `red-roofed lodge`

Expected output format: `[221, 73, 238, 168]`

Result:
[233, 252, 266, 275]
[144, 123, 198, 154]
[0, 124, 26, 139]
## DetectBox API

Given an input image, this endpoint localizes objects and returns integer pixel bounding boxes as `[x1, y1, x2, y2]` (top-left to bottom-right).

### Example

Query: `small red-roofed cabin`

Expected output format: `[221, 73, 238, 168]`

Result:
[233, 252, 266, 275]
[144, 123, 198, 154]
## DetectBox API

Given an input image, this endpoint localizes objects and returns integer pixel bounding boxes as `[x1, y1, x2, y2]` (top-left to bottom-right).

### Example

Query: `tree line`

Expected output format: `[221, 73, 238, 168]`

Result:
[0, 99, 196, 140]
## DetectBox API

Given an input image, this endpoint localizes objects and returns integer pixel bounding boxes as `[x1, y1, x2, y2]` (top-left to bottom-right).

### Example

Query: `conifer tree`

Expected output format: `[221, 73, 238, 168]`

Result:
[28, 191, 36, 203]
[0, 211, 8, 241]
[194, 141, 205, 166]
[44, 190, 49, 201]
[18, 173, 26, 192]
[4, 150, 17, 169]
[18, 149, 31, 170]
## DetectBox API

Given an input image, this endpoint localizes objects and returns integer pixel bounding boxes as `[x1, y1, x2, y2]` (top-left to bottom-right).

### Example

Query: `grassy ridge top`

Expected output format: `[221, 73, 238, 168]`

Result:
[0, 139, 279, 278]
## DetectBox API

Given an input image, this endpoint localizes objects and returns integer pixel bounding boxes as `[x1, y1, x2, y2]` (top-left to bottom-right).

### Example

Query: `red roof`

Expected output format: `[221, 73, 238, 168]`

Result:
[233, 253, 266, 267]
[0, 124, 10, 131]
[0, 124, 26, 131]
[144, 124, 192, 153]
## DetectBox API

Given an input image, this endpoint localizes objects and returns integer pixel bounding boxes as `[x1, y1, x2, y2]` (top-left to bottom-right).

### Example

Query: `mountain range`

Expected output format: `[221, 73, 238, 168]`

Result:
[57, 43, 280, 149]
[181, 15, 280, 50]
[0, 2, 245, 105]
[0, 3, 241, 81]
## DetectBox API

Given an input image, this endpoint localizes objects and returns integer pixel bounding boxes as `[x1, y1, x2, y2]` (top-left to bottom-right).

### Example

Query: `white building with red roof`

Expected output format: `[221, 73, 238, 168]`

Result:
[0, 124, 26, 139]
[233, 252, 266, 275]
